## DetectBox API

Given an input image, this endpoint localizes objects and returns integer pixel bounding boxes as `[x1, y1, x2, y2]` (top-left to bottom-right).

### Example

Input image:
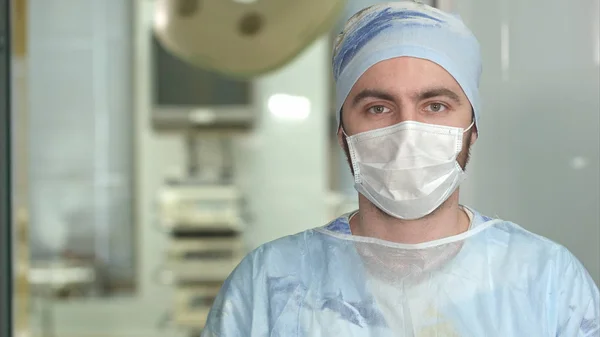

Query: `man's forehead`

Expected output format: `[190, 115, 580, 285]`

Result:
[351, 57, 463, 92]
[364, 56, 453, 75]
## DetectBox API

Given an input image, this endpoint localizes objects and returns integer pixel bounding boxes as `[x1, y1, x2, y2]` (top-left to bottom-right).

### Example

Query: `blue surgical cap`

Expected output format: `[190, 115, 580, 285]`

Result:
[332, 1, 482, 131]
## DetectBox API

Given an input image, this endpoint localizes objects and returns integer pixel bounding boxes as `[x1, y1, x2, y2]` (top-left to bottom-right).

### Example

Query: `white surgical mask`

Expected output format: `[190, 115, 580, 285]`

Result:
[345, 120, 474, 220]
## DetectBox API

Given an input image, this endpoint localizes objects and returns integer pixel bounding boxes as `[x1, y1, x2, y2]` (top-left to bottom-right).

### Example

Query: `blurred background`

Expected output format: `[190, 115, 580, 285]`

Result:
[4, 0, 599, 336]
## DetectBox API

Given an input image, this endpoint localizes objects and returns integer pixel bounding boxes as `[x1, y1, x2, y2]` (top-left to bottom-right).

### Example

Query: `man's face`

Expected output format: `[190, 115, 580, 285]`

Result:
[338, 57, 477, 172]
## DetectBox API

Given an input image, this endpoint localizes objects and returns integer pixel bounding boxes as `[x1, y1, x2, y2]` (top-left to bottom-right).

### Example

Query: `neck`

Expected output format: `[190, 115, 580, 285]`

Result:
[350, 191, 470, 244]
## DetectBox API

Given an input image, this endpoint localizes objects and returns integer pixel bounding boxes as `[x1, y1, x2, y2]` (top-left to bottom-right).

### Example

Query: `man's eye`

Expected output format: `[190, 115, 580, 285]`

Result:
[367, 105, 390, 114]
[426, 103, 448, 113]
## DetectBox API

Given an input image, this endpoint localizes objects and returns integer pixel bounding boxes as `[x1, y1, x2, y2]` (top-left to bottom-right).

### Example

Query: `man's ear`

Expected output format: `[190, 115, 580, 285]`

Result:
[470, 125, 478, 146]
[337, 124, 345, 148]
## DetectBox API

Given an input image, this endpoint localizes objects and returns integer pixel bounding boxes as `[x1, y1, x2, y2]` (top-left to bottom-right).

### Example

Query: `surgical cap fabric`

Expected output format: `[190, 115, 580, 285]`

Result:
[332, 2, 482, 131]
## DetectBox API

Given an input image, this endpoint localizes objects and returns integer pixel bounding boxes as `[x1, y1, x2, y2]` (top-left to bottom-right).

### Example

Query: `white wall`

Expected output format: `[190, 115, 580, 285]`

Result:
[451, 0, 600, 285]
[232, 45, 330, 249]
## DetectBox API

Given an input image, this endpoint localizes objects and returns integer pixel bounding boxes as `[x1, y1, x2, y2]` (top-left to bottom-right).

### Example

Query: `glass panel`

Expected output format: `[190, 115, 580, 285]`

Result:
[10, 0, 140, 336]
[26, 0, 135, 297]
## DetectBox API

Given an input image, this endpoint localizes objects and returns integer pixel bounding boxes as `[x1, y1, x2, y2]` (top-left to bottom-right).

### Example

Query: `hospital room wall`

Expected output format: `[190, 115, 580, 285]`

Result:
[444, 0, 600, 285]
[24, 0, 331, 335]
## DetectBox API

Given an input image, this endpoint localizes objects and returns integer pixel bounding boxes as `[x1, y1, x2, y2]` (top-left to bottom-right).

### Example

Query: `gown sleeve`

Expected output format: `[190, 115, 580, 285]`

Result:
[200, 251, 258, 337]
[554, 248, 600, 337]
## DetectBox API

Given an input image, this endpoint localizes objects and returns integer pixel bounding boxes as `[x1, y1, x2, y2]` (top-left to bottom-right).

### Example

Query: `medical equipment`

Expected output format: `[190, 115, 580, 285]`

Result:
[158, 181, 246, 334]
[153, 0, 346, 77]
[173, 283, 222, 329]
[165, 235, 245, 283]
[159, 182, 243, 231]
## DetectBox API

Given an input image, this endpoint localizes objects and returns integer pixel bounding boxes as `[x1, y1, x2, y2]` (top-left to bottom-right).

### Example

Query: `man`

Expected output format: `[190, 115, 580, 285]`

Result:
[202, 2, 600, 336]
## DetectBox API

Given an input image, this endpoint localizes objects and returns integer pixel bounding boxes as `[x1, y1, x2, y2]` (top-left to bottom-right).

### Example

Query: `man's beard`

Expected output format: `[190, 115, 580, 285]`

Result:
[341, 129, 474, 219]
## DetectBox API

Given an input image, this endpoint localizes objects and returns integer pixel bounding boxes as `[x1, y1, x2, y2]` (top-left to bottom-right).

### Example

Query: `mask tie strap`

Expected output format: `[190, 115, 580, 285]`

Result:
[463, 120, 475, 133]
[342, 127, 350, 138]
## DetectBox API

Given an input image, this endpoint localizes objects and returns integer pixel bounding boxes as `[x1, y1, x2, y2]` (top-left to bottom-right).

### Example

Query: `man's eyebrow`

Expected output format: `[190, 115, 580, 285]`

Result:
[415, 87, 462, 104]
[351, 89, 396, 107]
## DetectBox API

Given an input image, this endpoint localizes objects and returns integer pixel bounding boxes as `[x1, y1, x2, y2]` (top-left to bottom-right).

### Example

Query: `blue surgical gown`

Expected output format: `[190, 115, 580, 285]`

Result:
[201, 207, 600, 336]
